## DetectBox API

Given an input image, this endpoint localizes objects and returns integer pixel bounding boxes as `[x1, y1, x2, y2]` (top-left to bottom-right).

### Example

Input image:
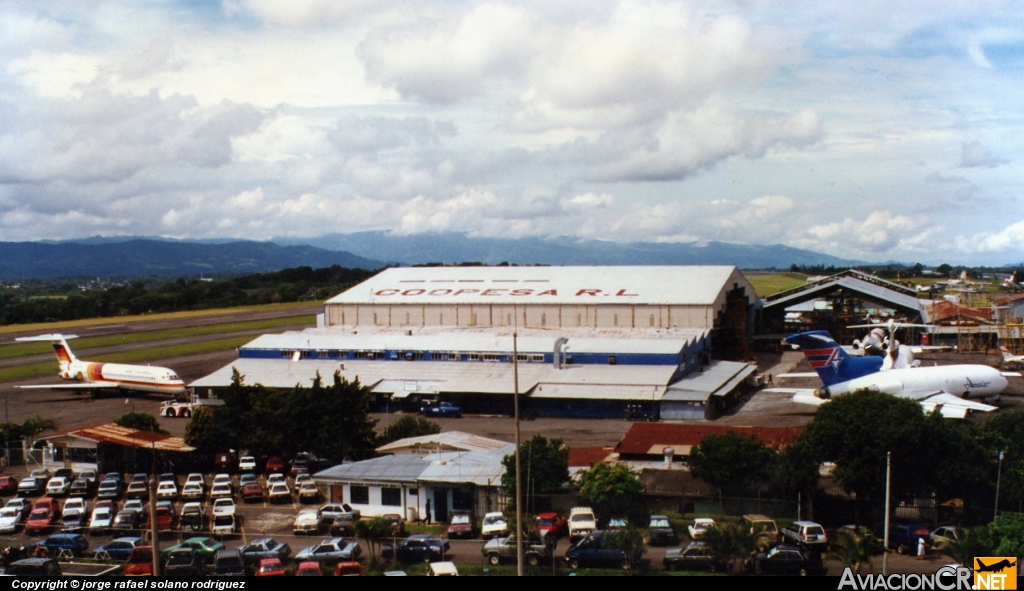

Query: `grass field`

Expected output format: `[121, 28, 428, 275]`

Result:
[0, 335, 255, 382]
[744, 272, 809, 297]
[0, 301, 315, 336]
[0, 314, 316, 361]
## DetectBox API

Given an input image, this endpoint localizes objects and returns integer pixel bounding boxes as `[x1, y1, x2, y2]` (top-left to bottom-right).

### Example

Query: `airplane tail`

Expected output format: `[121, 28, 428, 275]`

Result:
[15, 334, 79, 371]
[785, 331, 883, 387]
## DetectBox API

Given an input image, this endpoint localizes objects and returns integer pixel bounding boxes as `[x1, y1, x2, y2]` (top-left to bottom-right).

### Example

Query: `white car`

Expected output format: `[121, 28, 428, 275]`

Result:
[46, 476, 72, 496]
[181, 482, 204, 501]
[185, 473, 204, 487]
[213, 514, 236, 535]
[481, 512, 509, 539]
[157, 481, 178, 499]
[212, 498, 236, 517]
[62, 498, 87, 519]
[293, 510, 320, 535]
[0, 507, 24, 534]
[688, 518, 716, 539]
[568, 507, 597, 541]
[267, 473, 286, 487]
[238, 456, 257, 472]
[213, 473, 232, 488]
[89, 505, 114, 533]
[210, 483, 233, 500]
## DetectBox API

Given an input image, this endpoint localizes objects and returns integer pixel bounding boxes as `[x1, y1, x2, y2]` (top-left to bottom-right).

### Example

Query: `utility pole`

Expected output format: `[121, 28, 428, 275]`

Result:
[513, 308, 523, 577]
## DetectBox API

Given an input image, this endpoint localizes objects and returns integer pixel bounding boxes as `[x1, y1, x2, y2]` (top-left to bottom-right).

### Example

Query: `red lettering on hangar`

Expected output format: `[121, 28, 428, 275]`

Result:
[373, 288, 638, 297]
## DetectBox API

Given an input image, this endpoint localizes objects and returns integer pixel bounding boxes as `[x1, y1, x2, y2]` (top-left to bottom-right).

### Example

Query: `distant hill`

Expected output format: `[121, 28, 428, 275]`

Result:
[0, 239, 385, 280]
[276, 232, 862, 269]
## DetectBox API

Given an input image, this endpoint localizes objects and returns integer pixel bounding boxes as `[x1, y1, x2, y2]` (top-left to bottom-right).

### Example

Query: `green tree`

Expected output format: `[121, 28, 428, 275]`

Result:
[990, 513, 1024, 561]
[689, 430, 777, 496]
[801, 391, 930, 522]
[114, 412, 168, 434]
[702, 522, 759, 573]
[355, 516, 396, 565]
[574, 462, 645, 525]
[979, 410, 1024, 509]
[501, 435, 569, 512]
[377, 416, 441, 447]
[605, 525, 646, 575]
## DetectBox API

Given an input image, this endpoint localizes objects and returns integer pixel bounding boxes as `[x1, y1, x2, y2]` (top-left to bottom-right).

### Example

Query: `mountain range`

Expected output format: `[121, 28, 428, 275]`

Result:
[0, 233, 862, 281]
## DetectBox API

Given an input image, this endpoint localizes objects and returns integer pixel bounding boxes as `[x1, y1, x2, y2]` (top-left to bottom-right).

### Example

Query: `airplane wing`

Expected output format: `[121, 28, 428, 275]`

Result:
[775, 389, 996, 416]
[1002, 371, 1021, 377]
[776, 372, 820, 379]
[15, 382, 121, 391]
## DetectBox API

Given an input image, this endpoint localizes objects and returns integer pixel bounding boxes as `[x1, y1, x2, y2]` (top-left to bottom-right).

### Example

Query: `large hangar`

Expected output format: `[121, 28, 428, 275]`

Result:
[192, 266, 760, 420]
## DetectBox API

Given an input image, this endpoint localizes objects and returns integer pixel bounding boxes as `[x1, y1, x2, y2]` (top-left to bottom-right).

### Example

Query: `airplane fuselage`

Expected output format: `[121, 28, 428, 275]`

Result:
[819, 364, 1007, 400]
[59, 360, 187, 395]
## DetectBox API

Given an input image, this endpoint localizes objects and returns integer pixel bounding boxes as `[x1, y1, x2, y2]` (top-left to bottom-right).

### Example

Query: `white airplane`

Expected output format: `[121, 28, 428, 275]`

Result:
[1003, 347, 1024, 367]
[768, 330, 1013, 418]
[14, 334, 187, 396]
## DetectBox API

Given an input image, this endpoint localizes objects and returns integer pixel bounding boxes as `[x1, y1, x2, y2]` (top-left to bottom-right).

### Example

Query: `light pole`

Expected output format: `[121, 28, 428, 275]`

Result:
[995, 450, 1005, 521]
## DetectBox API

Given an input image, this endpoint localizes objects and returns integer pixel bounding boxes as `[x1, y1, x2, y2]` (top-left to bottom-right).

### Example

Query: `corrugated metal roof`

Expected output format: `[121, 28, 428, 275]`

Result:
[529, 383, 666, 401]
[241, 327, 703, 356]
[615, 423, 804, 457]
[313, 449, 509, 487]
[376, 431, 511, 455]
[662, 360, 757, 401]
[191, 358, 679, 395]
[764, 276, 927, 319]
[326, 266, 756, 306]
[41, 423, 194, 453]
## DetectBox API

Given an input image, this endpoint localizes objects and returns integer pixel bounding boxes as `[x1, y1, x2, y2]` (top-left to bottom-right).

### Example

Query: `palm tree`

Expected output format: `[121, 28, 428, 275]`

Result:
[829, 526, 876, 573]
[934, 526, 992, 569]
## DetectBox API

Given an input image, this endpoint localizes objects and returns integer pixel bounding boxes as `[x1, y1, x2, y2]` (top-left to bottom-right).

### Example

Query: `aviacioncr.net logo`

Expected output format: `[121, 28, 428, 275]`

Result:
[838, 565, 976, 590]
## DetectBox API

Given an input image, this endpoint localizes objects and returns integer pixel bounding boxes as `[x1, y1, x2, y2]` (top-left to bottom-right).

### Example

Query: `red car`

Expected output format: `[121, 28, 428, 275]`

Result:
[148, 505, 175, 531]
[257, 557, 286, 576]
[25, 497, 59, 534]
[265, 457, 285, 474]
[334, 561, 364, 576]
[446, 513, 476, 539]
[241, 482, 265, 503]
[0, 475, 18, 496]
[296, 561, 322, 576]
[532, 512, 567, 540]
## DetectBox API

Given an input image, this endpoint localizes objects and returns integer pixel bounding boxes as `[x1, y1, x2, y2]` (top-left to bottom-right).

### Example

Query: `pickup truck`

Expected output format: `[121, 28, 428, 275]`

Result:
[482, 536, 552, 566]
[420, 401, 462, 418]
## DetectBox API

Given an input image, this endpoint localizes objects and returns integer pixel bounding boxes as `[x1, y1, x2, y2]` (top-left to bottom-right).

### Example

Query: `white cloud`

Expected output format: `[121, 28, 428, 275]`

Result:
[959, 141, 1007, 168]
[955, 220, 1024, 254]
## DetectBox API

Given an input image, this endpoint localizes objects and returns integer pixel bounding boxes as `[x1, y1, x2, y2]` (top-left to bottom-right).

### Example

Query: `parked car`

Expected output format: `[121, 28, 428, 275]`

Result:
[383, 513, 406, 537]
[68, 479, 94, 498]
[33, 533, 89, 557]
[420, 400, 462, 418]
[381, 535, 449, 564]
[482, 535, 551, 566]
[568, 507, 597, 542]
[688, 517, 716, 539]
[533, 512, 567, 540]
[293, 510, 320, 535]
[329, 513, 358, 537]
[213, 498, 236, 517]
[181, 482, 204, 502]
[663, 541, 724, 572]
[96, 479, 122, 501]
[747, 544, 824, 576]
[0, 506, 25, 534]
[180, 502, 206, 532]
[88, 500, 115, 534]
[265, 457, 285, 474]
[740, 514, 779, 546]
[648, 515, 679, 546]
[213, 548, 246, 576]
[482, 512, 509, 539]
[239, 538, 292, 564]
[125, 481, 148, 501]
[164, 548, 205, 576]
[0, 476, 17, 496]
[242, 482, 265, 503]
[4, 557, 62, 576]
[238, 456, 257, 472]
[782, 520, 829, 548]
[156, 481, 178, 500]
[298, 482, 321, 503]
[887, 522, 932, 554]
[335, 561, 364, 576]
[110, 509, 142, 534]
[296, 561, 323, 576]
[17, 477, 44, 497]
[124, 546, 154, 576]
[446, 513, 476, 539]
[257, 557, 286, 576]
[930, 525, 963, 548]
[565, 530, 641, 570]
[25, 497, 59, 534]
[92, 536, 146, 561]
[295, 537, 362, 565]
[45, 477, 72, 497]
[163, 536, 225, 562]
[267, 483, 291, 504]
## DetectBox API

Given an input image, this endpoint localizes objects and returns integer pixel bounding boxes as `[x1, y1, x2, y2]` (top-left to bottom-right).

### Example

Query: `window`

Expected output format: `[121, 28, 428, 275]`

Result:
[381, 488, 401, 507]
[608, 355, 617, 365]
[318, 351, 332, 359]
[350, 486, 369, 504]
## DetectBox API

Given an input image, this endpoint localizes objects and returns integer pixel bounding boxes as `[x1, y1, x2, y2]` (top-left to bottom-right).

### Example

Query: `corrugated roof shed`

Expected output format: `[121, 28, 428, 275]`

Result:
[326, 266, 757, 306]
[376, 431, 511, 455]
[765, 276, 927, 320]
[615, 423, 804, 457]
[41, 423, 194, 453]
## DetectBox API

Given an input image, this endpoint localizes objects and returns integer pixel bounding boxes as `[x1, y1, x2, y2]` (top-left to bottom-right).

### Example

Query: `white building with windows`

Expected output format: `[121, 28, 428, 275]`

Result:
[313, 432, 511, 522]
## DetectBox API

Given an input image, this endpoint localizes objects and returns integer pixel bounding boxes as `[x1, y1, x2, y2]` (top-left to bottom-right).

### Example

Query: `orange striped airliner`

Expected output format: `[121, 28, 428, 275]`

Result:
[15, 334, 187, 396]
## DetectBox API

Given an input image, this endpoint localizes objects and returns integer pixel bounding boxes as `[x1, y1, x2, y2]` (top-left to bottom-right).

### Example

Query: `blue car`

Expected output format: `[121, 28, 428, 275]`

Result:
[34, 533, 89, 557]
[92, 536, 146, 561]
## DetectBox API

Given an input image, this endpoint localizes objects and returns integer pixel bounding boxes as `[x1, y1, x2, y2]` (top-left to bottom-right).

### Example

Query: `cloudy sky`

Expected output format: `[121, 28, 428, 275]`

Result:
[1, 1, 1022, 265]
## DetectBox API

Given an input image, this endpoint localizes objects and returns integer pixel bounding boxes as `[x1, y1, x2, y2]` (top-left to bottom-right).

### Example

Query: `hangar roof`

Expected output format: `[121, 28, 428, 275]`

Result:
[190, 357, 678, 400]
[241, 326, 707, 356]
[763, 276, 927, 321]
[326, 266, 756, 306]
